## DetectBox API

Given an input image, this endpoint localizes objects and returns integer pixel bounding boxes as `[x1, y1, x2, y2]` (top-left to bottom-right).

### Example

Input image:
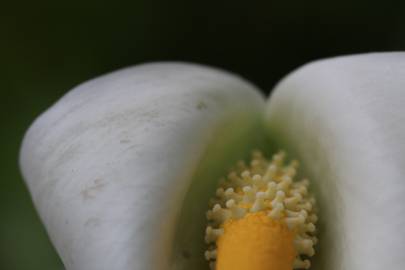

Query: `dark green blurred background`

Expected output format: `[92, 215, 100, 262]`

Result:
[1, 1, 405, 269]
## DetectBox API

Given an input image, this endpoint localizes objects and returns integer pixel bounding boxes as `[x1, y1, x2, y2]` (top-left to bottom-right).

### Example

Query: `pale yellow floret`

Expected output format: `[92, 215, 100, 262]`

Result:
[205, 150, 317, 270]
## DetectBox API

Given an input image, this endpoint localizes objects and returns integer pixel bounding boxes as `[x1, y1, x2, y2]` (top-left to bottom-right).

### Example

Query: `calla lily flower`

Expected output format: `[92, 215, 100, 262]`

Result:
[20, 53, 405, 270]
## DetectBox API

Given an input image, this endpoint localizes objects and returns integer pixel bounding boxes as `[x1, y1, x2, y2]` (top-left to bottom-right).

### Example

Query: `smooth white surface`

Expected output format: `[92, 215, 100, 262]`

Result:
[20, 63, 265, 270]
[265, 53, 405, 270]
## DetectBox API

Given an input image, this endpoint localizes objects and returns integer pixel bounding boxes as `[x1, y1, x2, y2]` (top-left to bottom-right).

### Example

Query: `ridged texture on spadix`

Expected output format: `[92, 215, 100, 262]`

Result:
[20, 63, 265, 270]
[265, 53, 405, 270]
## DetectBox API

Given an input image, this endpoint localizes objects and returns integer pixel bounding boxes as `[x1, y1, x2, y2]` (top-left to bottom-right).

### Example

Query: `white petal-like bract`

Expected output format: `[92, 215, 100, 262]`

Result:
[265, 53, 405, 270]
[20, 63, 265, 270]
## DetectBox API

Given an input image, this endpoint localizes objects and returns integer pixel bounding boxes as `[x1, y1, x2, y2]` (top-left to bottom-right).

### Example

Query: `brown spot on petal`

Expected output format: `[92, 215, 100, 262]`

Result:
[81, 178, 106, 200]
[85, 217, 101, 227]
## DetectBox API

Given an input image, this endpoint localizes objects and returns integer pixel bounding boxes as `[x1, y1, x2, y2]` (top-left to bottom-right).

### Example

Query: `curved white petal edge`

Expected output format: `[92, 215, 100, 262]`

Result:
[20, 53, 405, 270]
[265, 53, 405, 270]
[20, 63, 265, 270]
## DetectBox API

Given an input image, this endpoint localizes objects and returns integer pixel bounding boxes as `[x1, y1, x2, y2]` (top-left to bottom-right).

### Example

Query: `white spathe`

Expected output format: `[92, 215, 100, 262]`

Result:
[20, 53, 405, 270]
[266, 53, 405, 270]
[20, 63, 265, 270]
